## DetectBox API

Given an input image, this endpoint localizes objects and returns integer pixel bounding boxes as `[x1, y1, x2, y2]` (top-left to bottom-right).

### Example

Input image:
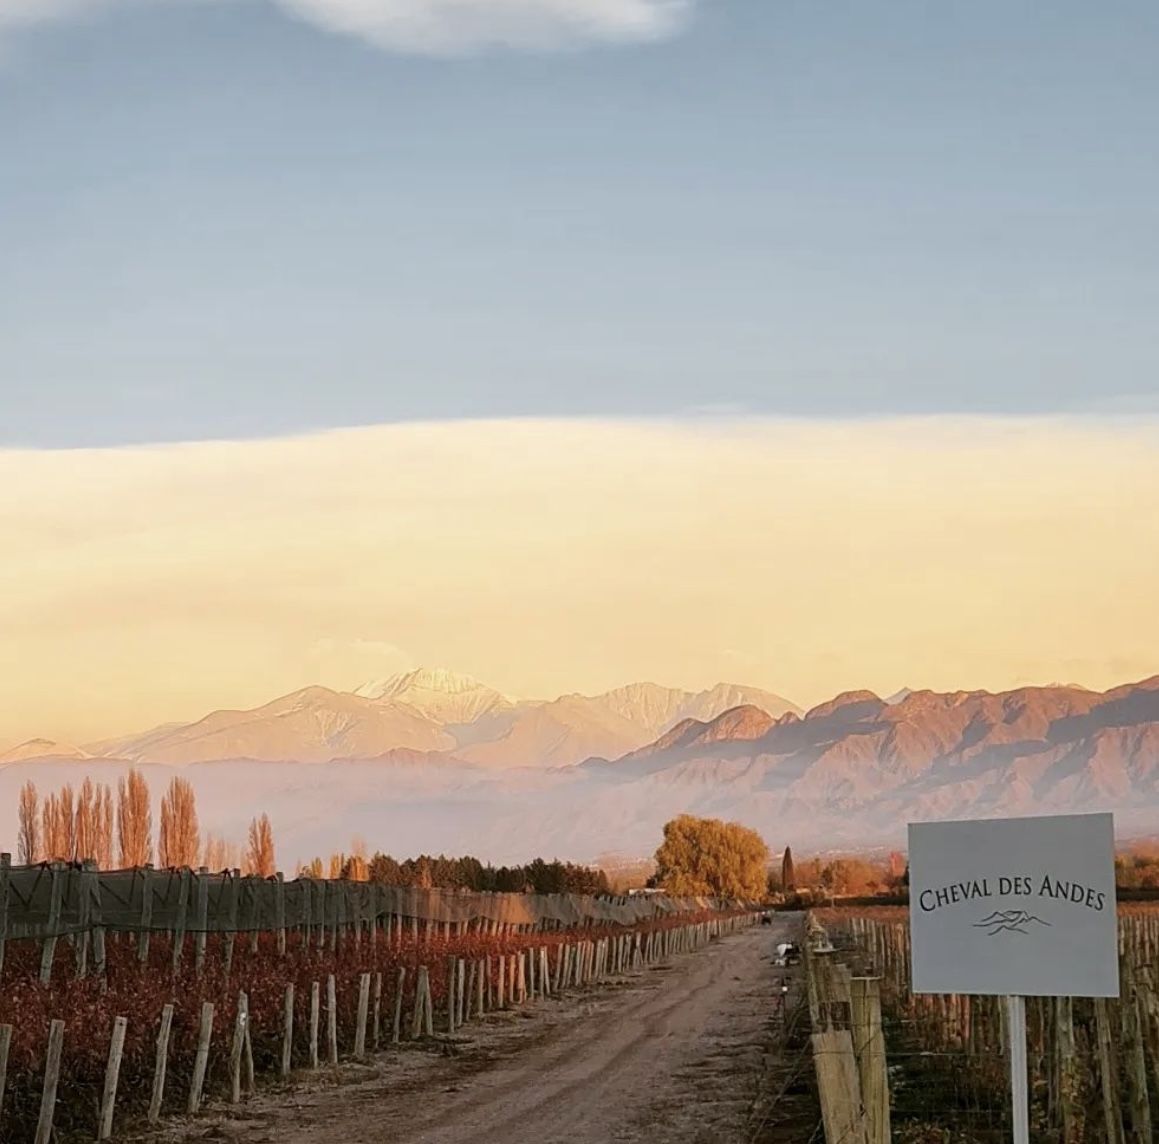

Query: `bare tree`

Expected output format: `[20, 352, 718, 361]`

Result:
[245, 814, 276, 878]
[95, 784, 114, 869]
[117, 769, 153, 867]
[42, 785, 77, 862]
[75, 778, 97, 863]
[158, 777, 199, 868]
[203, 833, 240, 872]
[18, 781, 40, 864]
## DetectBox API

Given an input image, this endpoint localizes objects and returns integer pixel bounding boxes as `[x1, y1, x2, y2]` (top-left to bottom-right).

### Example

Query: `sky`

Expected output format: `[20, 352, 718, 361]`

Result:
[1, 1, 1158, 744]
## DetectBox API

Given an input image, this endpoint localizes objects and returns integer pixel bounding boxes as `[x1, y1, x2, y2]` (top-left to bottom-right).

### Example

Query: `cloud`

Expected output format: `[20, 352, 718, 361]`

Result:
[0, 0, 695, 53]
[277, 0, 693, 53]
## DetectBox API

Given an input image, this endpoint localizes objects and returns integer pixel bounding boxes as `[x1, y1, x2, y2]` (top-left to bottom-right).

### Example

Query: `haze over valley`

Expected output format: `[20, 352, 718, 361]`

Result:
[4, 668, 1157, 866]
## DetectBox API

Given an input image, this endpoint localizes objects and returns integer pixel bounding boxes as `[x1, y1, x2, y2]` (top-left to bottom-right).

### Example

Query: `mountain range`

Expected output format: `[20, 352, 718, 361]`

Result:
[1, 669, 801, 769]
[2, 671, 1157, 865]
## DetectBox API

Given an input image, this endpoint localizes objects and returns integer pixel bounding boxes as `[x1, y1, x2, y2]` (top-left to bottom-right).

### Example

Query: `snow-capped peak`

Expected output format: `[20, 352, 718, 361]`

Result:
[355, 667, 511, 725]
[356, 667, 490, 700]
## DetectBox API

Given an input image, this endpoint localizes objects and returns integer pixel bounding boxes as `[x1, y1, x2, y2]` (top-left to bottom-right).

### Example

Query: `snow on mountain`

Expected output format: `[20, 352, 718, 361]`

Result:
[593, 681, 799, 736]
[356, 668, 512, 725]
[5, 676, 1158, 866]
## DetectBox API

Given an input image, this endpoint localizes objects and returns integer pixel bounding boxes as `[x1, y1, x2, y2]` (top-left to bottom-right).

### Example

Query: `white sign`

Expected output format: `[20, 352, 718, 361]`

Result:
[908, 813, 1118, 997]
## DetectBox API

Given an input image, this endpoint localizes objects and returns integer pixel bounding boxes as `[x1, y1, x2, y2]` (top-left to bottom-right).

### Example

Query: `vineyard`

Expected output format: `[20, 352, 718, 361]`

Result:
[0, 855, 753, 1142]
[804, 904, 1159, 1143]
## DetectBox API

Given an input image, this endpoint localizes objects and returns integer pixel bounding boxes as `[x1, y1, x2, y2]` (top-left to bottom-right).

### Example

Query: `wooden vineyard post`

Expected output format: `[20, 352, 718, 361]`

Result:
[355, 972, 371, 1058]
[393, 967, 406, 1044]
[309, 982, 321, 1069]
[138, 866, 154, 964]
[0, 853, 10, 978]
[194, 868, 209, 978]
[187, 1002, 215, 1115]
[230, 992, 249, 1103]
[1053, 996, 1080, 1143]
[849, 978, 890, 1144]
[149, 1004, 174, 1125]
[327, 974, 339, 1067]
[276, 872, 287, 957]
[282, 984, 295, 1077]
[811, 1029, 867, 1144]
[446, 957, 457, 1035]
[465, 961, 477, 1022]
[171, 869, 190, 976]
[224, 870, 240, 977]
[372, 972, 383, 1050]
[40, 862, 63, 984]
[1120, 959, 1153, 1143]
[0, 1023, 12, 1130]
[35, 1019, 65, 1144]
[1094, 997, 1126, 1144]
[457, 959, 466, 1025]
[98, 1015, 128, 1141]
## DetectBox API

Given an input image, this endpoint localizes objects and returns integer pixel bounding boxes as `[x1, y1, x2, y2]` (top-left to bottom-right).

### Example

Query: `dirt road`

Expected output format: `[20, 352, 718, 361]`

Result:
[153, 916, 805, 1144]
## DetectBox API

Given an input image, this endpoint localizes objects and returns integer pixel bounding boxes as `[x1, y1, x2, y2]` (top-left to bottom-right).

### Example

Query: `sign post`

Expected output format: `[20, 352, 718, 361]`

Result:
[908, 812, 1118, 1141]
[1005, 995, 1028, 1144]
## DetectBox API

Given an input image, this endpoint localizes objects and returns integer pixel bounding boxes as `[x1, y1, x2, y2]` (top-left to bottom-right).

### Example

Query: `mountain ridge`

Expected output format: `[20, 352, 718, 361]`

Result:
[0, 669, 801, 770]
[2, 674, 1156, 865]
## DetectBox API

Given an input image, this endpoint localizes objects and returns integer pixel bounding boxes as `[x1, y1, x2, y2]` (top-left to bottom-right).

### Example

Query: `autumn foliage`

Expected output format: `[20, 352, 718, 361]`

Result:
[653, 815, 769, 899]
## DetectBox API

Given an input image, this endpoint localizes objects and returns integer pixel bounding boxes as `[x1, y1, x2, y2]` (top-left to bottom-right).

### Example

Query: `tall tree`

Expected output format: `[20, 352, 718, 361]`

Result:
[117, 769, 152, 868]
[158, 777, 199, 868]
[94, 783, 114, 869]
[781, 846, 796, 892]
[42, 785, 77, 862]
[75, 778, 98, 863]
[654, 814, 769, 900]
[203, 833, 239, 872]
[18, 781, 40, 864]
[245, 814, 276, 877]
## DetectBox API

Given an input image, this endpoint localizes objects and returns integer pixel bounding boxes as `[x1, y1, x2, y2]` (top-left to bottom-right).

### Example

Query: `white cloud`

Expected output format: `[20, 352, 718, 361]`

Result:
[0, 0, 695, 53]
[0, 0, 103, 28]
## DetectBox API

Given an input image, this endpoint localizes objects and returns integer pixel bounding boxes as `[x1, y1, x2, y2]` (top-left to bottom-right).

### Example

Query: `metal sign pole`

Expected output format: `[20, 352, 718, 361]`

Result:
[1005, 994, 1029, 1144]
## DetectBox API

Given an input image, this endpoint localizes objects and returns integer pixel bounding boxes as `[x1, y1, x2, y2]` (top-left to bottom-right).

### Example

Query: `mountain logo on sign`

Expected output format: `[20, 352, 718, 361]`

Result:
[973, 910, 1052, 937]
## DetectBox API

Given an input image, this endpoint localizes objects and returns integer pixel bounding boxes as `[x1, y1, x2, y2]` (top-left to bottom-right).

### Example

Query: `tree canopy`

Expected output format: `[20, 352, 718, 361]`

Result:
[653, 814, 769, 900]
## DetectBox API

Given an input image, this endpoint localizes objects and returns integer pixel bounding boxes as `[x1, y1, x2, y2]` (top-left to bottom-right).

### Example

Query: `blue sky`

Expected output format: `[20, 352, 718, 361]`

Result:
[3, 0, 1158, 447]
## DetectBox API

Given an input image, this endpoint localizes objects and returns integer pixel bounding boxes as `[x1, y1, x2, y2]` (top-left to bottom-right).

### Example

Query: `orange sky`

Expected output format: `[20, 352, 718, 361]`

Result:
[2, 415, 1157, 747]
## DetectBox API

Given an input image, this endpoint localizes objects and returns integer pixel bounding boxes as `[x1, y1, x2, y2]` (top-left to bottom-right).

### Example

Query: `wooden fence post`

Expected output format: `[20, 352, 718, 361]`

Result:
[148, 1004, 174, 1125]
[230, 992, 249, 1103]
[137, 866, 154, 964]
[0, 853, 10, 978]
[98, 1015, 128, 1140]
[194, 869, 210, 978]
[309, 982, 321, 1069]
[187, 1002, 215, 1115]
[282, 984, 295, 1077]
[35, 1019, 65, 1144]
[393, 967, 406, 1044]
[39, 863, 63, 984]
[849, 978, 890, 1144]
[355, 972, 371, 1058]
[276, 872, 287, 957]
[372, 972, 383, 1050]
[327, 974, 339, 1066]
[1093, 998, 1126, 1144]
[171, 869, 190, 976]
[0, 1023, 12, 1130]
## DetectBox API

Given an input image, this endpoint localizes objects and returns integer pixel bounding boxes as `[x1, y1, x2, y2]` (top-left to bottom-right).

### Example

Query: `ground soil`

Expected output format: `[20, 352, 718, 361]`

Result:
[135, 916, 816, 1144]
